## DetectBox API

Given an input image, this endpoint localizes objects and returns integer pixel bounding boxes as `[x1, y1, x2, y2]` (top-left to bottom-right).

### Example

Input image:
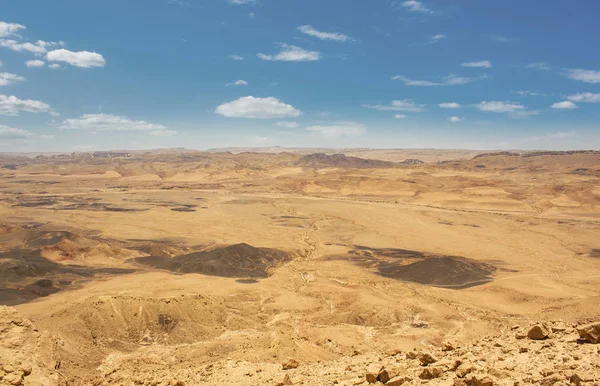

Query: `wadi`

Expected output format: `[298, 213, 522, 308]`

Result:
[0, 148, 599, 385]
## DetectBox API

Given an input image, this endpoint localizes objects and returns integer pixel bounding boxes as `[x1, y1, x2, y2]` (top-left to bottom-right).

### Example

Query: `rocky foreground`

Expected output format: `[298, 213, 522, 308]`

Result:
[1, 304, 599, 385]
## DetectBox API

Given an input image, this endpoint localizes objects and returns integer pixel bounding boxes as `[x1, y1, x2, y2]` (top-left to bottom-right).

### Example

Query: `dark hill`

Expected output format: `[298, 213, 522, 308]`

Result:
[134, 243, 291, 278]
[295, 153, 396, 169]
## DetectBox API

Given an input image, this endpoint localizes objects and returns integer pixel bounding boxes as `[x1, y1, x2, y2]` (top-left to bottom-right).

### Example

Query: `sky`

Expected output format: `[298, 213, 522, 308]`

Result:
[1, 0, 599, 152]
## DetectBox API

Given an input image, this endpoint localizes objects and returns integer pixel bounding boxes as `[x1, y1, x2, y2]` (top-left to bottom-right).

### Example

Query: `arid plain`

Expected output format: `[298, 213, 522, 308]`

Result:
[0, 149, 599, 385]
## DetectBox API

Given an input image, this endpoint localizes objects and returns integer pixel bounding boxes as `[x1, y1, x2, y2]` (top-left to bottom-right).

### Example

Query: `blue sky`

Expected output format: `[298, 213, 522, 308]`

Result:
[1, 0, 599, 152]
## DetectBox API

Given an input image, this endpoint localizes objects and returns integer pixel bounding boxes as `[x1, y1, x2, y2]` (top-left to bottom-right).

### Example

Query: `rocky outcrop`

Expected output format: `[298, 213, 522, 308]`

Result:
[577, 322, 600, 344]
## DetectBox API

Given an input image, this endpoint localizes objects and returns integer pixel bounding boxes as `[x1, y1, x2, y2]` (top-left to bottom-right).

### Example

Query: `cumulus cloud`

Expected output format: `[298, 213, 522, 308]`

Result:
[275, 121, 299, 128]
[565, 69, 600, 84]
[257, 43, 320, 62]
[298, 25, 350, 42]
[0, 95, 52, 115]
[401, 0, 432, 13]
[0, 39, 61, 55]
[526, 62, 550, 71]
[551, 101, 578, 109]
[226, 79, 248, 86]
[474, 101, 525, 113]
[0, 125, 32, 139]
[0, 22, 26, 38]
[515, 90, 550, 97]
[305, 121, 366, 138]
[448, 116, 461, 123]
[439, 102, 461, 108]
[215, 96, 302, 119]
[25, 60, 45, 68]
[59, 113, 174, 136]
[431, 34, 445, 42]
[46, 49, 106, 68]
[461, 60, 491, 68]
[394, 114, 406, 119]
[392, 74, 473, 86]
[474, 101, 539, 118]
[567, 92, 600, 103]
[48, 63, 60, 69]
[0, 73, 25, 86]
[229, 54, 244, 60]
[520, 130, 576, 143]
[363, 99, 425, 112]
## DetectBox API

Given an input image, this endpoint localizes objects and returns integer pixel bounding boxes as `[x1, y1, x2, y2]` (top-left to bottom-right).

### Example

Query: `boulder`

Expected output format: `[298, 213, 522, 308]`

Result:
[527, 324, 550, 340]
[365, 364, 382, 383]
[282, 359, 299, 370]
[386, 376, 410, 386]
[419, 367, 443, 380]
[418, 352, 437, 365]
[576, 322, 600, 343]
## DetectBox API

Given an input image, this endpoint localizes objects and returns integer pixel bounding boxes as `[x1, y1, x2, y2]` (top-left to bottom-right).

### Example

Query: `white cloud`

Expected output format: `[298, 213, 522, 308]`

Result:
[0, 22, 26, 38]
[0, 73, 25, 86]
[275, 121, 299, 128]
[393, 114, 406, 119]
[439, 102, 461, 108]
[40, 134, 55, 139]
[249, 136, 269, 144]
[401, 1, 432, 13]
[230, 0, 255, 4]
[257, 43, 320, 62]
[565, 69, 600, 84]
[0, 94, 52, 115]
[249, 12, 256, 18]
[567, 92, 600, 103]
[363, 99, 425, 112]
[0, 125, 32, 138]
[25, 59, 45, 68]
[521, 130, 576, 143]
[392, 74, 473, 86]
[229, 54, 244, 60]
[431, 34, 445, 42]
[298, 25, 350, 42]
[487, 35, 517, 43]
[48, 63, 60, 69]
[551, 101, 578, 109]
[46, 49, 105, 68]
[448, 116, 461, 123]
[305, 121, 366, 138]
[474, 101, 525, 113]
[0, 39, 61, 55]
[226, 79, 248, 86]
[215, 96, 302, 119]
[461, 60, 491, 68]
[59, 113, 174, 136]
[526, 62, 550, 71]
[515, 90, 550, 97]
[150, 129, 177, 136]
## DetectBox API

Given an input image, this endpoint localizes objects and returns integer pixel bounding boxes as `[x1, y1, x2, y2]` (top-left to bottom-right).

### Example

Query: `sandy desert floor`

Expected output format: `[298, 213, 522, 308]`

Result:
[0, 149, 599, 385]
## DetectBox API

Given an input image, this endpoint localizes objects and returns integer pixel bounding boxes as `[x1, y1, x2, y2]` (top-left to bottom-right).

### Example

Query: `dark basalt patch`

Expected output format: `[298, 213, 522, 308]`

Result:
[333, 245, 496, 289]
[379, 256, 495, 289]
[0, 248, 135, 305]
[134, 243, 291, 278]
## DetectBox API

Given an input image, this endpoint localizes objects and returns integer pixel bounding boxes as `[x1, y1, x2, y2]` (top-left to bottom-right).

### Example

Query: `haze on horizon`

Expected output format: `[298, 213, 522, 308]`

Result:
[1, 0, 599, 152]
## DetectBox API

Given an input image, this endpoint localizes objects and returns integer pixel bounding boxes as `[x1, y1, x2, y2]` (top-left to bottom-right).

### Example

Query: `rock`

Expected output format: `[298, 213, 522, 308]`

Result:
[2, 372, 23, 386]
[281, 374, 293, 385]
[442, 342, 456, 351]
[466, 375, 494, 386]
[539, 374, 562, 386]
[282, 359, 299, 370]
[551, 323, 567, 333]
[365, 364, 382, 383]
[419, 367, 443, 380]
[377, 368, 390, 383]
[386, 376, 410, 386]
[418, 352, 437, 365]
[405, 351, 418, 360]
[519, 346, 528, 353]
[570, 372, 593, 385]
[528, 324, 550, 340]
[576, 322, 600, 343]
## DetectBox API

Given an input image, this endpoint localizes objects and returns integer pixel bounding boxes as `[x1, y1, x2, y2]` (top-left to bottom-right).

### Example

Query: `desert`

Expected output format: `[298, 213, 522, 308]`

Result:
[0, 149, 599, 385]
